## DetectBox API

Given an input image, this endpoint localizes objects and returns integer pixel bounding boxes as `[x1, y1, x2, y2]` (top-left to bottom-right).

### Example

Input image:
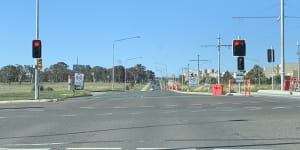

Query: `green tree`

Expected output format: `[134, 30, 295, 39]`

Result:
[245, 65, 267, 85]
[222, 71, 234, 84]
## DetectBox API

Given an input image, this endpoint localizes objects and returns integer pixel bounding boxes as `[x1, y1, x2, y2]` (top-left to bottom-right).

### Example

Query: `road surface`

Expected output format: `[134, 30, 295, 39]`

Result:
[1, 90, 300, 150]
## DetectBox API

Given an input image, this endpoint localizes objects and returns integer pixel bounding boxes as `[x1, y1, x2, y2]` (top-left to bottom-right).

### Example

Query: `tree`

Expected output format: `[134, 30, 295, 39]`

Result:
[222, 71, 234, 84]
[246, 65, 267, 85]
[48, 62, 70, 82]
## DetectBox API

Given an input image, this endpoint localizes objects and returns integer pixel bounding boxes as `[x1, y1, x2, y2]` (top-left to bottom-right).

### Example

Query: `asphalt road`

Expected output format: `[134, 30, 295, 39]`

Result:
[1, 90, 300, 150]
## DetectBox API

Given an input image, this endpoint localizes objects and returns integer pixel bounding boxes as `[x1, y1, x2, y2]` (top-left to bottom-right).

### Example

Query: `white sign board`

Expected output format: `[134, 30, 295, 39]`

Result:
[74, 73, 84, 90]
[235, 74, 244, 83]
[189, 77, 198, 87]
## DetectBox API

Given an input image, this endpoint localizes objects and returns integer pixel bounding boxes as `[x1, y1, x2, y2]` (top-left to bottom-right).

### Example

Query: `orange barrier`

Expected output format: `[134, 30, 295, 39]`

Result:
[212, 84, 223, 96]
[244, 80, 251, 96]
[228, 80, 231, 95]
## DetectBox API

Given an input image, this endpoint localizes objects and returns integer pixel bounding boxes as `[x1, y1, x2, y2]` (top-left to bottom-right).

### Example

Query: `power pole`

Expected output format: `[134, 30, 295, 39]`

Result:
[202, 34, 231, 84]
[297, 41, 300, 80]
[190, 54, 208, 86]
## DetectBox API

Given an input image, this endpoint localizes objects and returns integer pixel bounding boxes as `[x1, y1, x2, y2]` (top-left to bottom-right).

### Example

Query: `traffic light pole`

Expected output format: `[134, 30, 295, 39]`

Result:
[35, 0, 40, 100]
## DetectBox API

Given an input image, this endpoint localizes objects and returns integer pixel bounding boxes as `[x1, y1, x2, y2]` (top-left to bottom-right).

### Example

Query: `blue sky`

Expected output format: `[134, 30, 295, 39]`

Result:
[0, 0, 299, 77]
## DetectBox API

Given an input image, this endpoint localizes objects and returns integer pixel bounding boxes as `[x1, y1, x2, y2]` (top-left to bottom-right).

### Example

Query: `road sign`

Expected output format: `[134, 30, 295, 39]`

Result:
[74, 73, 84, 90]
[235, 74, 244, 83]
[188, 76, 198, 87]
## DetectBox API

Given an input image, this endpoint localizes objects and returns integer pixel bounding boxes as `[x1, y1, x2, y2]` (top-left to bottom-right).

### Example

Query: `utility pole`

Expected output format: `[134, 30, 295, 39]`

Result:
[202, 34, 231, 84]
[280, 0, 285, 91]
[297, 41, 300, 80]
[190, 54, 208, 86]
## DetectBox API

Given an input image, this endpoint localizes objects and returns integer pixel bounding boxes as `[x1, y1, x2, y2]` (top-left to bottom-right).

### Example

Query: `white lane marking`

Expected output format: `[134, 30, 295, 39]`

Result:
[136, 148, 167, 150]
[190, 104, 203, 106]
[296, 106, 300, 108]
[245, 107, 262, 110]
[138, 105, 154, 108]
[8, 143, 64, 146]
[214, 148, 272, 150]
[166, 104, 178, 107]
[28, 109, 45, 112]
[190, 109, 206, 112]
[96, 113, 113, 116]
[0, 148, 50, 150]
[129, 111, 144, 115]
[61, 114, 77, 117]
[0, 117, 7, 119]
[161, 110, 177, 114]
[66, 148, 122, 150]
[80, 107, 96, 109]
[272, 106, 288, 109]
[112, 106, 128, 109]
[232, 102, 241, 105]
[216, 102, 224, 105]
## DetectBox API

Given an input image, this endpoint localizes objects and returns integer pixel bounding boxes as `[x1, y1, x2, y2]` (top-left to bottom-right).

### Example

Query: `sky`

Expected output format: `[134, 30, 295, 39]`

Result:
[0, 0, 300, 77]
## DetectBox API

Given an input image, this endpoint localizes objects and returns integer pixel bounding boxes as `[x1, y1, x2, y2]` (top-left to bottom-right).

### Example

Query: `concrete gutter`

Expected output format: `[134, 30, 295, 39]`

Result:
[0, 99, 58, 104]
[256, 90, 300, 96]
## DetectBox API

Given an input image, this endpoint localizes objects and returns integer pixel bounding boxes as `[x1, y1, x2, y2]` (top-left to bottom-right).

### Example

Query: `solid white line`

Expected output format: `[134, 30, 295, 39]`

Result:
[0, 149, 50, 150]
[136, 148, 167, 150]
[9, 143, 64, 146]
[66, 148, 122, 150]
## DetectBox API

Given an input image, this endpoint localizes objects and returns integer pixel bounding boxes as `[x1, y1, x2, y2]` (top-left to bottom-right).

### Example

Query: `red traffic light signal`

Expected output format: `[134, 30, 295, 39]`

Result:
[32, 40, 42, 58]
[233, 40, 246, 56]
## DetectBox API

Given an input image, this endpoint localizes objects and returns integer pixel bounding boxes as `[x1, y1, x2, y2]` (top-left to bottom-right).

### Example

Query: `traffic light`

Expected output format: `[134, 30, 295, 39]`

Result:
[32, 40, 42, 58]
[233, 40, 246, 56]
[237, 56, 245, 71]
[267, 49, 275, 62]
[37, 58, 42, 70]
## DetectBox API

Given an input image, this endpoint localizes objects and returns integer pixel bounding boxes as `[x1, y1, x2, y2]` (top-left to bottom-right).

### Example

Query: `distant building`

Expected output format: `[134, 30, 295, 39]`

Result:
[263, 63, 299, 79]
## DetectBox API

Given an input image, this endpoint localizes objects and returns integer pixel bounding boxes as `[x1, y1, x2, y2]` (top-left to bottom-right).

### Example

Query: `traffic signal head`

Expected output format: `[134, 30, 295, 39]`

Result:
[233, 40, 246, 56]
[37, 58, 42, 70]
[267, 49, 275, 63]
[32, 40, 42, 58]
[237, 56, 245, 71]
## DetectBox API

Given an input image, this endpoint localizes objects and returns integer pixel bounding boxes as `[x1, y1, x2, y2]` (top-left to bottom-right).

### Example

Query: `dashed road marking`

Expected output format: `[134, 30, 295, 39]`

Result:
[28, 109, 45, 112]
[161, 110, 177, 114]
[80, 107, 96, 109]
[61, 114, 77, 117]
[138, 106, 154, 108]
[245, 107, 262, 110]
[272, 106, 288, 109]
[7, 143, 64, 146]
[0, 116, 7, 119]
[190, 109, 206, 112]
[232, 102, 242, 105]
[96, 113, 113, 116]
[191, 103, 202, 106]
[112, 106, 129, 109]
[129, 111, 144, 115]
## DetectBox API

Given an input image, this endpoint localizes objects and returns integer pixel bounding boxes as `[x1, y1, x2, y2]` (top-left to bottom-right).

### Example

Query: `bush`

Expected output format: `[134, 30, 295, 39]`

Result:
[32, 85, 44, 91]
[46, 87, 54, 91]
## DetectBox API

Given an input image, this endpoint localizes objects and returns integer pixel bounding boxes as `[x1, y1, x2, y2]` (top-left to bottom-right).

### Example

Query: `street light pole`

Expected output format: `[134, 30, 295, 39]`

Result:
[112, 36, 140, 91]
[124, 57, 142, 91]
[280, 0, 285, 91]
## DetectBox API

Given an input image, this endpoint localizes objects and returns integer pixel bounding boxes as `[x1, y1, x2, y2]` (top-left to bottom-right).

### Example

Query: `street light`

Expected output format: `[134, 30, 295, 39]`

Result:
[112, 36, 140, 91]
[124, 57, 143, 91]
